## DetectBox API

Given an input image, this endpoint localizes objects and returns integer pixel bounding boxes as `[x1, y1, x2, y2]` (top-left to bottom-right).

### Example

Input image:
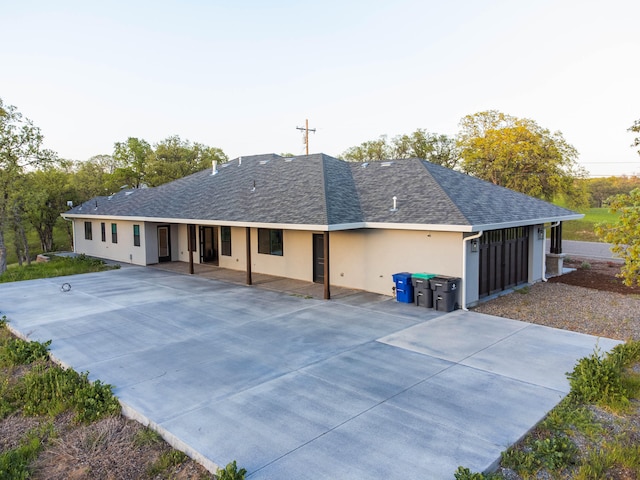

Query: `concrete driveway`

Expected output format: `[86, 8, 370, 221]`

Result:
[0, 266, 620, 479]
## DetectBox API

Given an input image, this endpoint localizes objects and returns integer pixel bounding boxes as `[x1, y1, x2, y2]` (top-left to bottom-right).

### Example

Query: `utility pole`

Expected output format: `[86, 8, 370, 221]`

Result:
[296, 119, 316, 155]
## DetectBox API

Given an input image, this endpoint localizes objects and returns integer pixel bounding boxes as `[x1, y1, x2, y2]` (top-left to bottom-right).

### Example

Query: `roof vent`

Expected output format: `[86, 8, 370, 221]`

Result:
[361, 162, 369, 168]
[259, 160, 269, 165]
[251, 180, 256, 192]
[381, 161, 393, 167]
[125, 191, 133, 196]
[285, 157, 294, 162]
[390, 196, 398, 212]
[211, 160, 218, 175]
[239, 156, 242, 166]
[66, 200, 73, 208]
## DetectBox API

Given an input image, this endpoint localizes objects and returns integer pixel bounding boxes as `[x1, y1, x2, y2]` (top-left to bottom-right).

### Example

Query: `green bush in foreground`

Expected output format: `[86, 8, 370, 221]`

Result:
[0, 337, 51, 366]
[0, 318, 120, 423]
[216, 460, 247, 480]
[21, 364, 120, 423]
[456, 341, 640, 478]
[567, 341, 640, 411]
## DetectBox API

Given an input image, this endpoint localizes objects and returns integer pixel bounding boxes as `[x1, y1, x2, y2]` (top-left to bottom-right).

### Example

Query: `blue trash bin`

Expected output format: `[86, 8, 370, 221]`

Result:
[392, 272, 414, 303]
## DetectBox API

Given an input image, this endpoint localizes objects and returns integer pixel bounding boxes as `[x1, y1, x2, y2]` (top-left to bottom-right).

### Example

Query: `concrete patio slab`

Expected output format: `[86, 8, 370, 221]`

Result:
[0, 266, 621, 479]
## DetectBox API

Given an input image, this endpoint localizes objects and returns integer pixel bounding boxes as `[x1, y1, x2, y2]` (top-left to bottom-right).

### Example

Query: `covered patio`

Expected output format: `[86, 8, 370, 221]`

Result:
[150, 261, 362, 300]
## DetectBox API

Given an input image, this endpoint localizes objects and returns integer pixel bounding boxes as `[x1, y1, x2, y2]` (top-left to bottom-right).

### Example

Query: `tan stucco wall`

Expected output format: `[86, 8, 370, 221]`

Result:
[216, 228, 314, 282]
[330, 229, 463, 296]
[73, 219, 146, 265]
[218, 226, 246, 269]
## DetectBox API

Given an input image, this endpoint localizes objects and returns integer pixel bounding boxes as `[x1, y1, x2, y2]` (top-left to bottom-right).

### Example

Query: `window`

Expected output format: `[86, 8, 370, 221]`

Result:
[111, 223, 118, 243]
[221, 226, 231, 256]
[84, 221, 92, 240]
[258, 228, 283, 256]
[101, 222, 106, 242]
[133, 224, 141, 247]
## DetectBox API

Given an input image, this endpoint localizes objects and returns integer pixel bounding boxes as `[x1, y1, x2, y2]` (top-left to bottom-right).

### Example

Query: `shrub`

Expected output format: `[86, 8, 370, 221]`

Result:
[21, 365, 119, 422]
[454, 466, 496, 479]
[217, 460, 247, 480]
[0, 338, 51, 366]
[567, 341, 640, 410]
[501, 434, 577, 475]
[72, 375, 121, 423]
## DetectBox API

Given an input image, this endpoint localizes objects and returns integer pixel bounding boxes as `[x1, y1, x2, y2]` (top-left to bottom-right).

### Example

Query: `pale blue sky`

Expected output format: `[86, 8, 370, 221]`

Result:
[2, 0, 638, 176]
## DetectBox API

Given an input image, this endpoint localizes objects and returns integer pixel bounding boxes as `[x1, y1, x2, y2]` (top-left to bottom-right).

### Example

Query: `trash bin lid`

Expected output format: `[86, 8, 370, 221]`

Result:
[392, 272, 412, 281]
[412, 272, 436, 280]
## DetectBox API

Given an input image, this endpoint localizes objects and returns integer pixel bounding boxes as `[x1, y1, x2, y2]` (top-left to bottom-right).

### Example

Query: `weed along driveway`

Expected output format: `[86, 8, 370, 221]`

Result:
[1, 266, 620, 479]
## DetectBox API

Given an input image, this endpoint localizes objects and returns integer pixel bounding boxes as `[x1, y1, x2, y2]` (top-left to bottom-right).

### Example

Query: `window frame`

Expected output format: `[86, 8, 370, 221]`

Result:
[84, 221, 92, 240]
[133, 224, 141, 247]
[101, 222, 106, 242]
[258, 228, 283, 256]
[220, 226, 231, 256]
[111, 223, 118, 244]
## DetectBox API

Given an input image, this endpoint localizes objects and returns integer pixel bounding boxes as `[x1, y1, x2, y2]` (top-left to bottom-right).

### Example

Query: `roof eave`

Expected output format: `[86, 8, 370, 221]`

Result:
[62, 213, 584, 233]
[468, 213, 585, 232]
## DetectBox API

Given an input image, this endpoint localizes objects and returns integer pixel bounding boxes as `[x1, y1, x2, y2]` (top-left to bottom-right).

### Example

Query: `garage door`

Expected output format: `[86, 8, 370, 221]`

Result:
[479, 227, 529, 297]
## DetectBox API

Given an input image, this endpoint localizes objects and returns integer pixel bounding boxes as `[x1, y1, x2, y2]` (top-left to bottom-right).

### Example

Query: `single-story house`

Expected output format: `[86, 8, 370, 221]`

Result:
[62, 153, 581, 308]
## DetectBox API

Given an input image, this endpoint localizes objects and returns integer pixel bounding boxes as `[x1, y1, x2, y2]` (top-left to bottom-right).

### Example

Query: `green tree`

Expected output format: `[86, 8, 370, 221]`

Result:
[22, 165, 75, 252]
[341, 130, 459, 167]
[112, 137, 153, 189]
[341, 135, 391, 162]
[596, 188, 640, 286]
[586, 176, 640, 208]
[71, 154, 118, 202]
[146, 135, 228, 187]
[9, 175, 31, 265]
[0, 98, 56, 273]
[457, 110, 587, 207]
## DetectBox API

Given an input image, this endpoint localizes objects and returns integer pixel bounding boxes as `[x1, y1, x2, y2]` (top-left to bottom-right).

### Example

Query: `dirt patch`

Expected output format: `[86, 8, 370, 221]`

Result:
[549, 257, 640, 296]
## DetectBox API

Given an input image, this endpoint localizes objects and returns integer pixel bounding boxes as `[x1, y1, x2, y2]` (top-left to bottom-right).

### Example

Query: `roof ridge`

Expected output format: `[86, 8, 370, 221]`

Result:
[319, 154, 331, 225]
[417, 160, 472, 224]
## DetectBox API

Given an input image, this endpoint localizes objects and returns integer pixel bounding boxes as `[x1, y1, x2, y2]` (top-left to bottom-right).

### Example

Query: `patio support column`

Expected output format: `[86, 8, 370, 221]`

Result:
[324, 231, 330, 300]
[246, 227, 252, 285]
[188, 224, 195, 275]
[550, 222, 563, 254]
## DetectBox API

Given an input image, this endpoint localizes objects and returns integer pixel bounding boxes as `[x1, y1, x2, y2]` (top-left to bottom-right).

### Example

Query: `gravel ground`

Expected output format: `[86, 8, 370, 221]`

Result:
[473, 282, 640, 341]
[473, 257, 640, 341]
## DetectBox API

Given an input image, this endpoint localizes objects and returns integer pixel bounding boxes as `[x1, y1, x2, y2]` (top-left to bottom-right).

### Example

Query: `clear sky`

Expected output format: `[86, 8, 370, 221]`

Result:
[2, 0, 639, 177]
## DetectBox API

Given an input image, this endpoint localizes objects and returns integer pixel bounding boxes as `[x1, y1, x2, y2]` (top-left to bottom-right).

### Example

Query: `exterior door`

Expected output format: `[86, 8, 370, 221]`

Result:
[479, 227, 529, 297]
[158, 226, 171, 262]
[312, 234, 324, 283]
[199, 226, 218, 264]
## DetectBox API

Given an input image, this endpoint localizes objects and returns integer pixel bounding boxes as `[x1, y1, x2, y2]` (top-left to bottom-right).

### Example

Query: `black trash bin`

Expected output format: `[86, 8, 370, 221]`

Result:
[411, 273, 436, 308]
[430, 276, 460, 312]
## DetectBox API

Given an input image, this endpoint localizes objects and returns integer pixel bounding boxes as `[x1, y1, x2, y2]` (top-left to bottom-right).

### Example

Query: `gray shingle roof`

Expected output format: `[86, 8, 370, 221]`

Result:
[66, 154, 580, 230]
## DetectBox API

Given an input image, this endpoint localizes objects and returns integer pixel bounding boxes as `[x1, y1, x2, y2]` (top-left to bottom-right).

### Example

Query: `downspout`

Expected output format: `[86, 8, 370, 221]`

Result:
[541, 221, 561, 282]
[461, 230, 483, 311]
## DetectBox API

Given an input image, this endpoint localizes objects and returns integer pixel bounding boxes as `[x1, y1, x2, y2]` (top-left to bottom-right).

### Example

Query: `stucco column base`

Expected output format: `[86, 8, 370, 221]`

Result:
[545, 253, 566, 277]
